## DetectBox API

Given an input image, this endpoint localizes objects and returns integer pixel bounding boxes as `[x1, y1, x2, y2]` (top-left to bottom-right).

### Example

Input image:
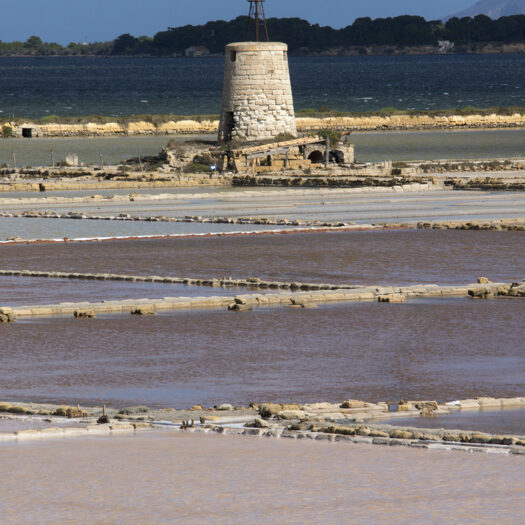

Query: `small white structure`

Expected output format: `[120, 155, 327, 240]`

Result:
[438, 40, 455, 54]
[218, 41, 297, 143]
[66, 154, 79, 167]
[185, 46, 210, 57]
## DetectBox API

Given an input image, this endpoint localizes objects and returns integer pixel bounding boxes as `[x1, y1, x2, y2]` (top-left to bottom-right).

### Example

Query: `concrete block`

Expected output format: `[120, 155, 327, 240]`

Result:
[459, 399, 481, 411]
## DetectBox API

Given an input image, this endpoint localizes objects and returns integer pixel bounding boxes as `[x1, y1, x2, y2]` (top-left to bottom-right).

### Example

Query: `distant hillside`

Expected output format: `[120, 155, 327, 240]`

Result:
[3, 14, 525, 57]
[447, 0, 525, 20]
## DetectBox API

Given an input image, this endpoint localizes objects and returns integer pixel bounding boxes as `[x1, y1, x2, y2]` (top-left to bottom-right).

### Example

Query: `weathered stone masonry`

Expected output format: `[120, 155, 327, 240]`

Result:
[218, 42, 297, 143]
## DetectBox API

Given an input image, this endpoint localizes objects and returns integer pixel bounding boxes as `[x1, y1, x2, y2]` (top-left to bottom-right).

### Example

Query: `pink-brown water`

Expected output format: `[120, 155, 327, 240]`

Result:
[0, 433, 523, 524]
[0, 276, 250, 306]
[1, 299, 523, 408]
[379, 408, 525, 435]
[1, 230, 523, 285]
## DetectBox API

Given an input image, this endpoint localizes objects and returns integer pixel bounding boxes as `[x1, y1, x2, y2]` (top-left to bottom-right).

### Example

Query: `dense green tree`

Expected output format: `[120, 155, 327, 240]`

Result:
[2, 14, 525, 57]
[25, 35, 43, 51]
[112, 33, 139, 54]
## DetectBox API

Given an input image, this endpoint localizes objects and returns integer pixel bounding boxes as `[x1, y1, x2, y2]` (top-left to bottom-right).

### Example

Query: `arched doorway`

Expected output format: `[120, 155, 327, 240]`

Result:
[308, 150, 324, 164]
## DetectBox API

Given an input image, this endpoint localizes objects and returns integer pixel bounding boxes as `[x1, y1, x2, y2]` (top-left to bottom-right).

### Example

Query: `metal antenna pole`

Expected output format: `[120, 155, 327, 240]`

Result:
[247, 1, 269, 41]
[261, 0, 269, 41]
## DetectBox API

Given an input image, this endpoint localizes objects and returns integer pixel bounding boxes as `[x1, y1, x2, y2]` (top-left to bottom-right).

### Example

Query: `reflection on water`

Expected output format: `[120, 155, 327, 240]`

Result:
[0, 433, 523, 524]
[379, 408, 525, 435]
[0, 418, 84, 433]
[0, 300, 523, 408]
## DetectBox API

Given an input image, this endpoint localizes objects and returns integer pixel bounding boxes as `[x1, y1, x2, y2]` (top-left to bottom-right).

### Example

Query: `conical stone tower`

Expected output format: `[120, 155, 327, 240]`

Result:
[218, 3, 296, 143]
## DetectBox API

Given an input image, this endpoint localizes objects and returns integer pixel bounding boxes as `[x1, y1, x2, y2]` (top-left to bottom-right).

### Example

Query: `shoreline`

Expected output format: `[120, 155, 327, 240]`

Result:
[0, 217, 524, 246]
[3, 112, 525, 138]
[2, 43, 525, 59]
[0, 211, 525, 247]
[1, 397, 524, 456]
[3, 276, 522, 318]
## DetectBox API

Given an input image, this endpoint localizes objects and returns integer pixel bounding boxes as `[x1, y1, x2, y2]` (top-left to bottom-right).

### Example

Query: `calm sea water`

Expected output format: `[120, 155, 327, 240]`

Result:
[1, 54, 525, 118]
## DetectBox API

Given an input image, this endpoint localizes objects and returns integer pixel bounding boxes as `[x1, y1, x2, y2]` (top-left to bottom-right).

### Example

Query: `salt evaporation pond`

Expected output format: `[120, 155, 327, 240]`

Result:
[0, 276, 262, 307]
[1, 299, 523, 410]
[1, 230, 523, 286]
[0, 433, 522, 524]
[378, 408, 525, 436]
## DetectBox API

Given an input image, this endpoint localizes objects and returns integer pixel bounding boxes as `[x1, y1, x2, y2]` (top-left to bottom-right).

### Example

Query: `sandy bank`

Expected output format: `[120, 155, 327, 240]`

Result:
[8, 112, 525, 138]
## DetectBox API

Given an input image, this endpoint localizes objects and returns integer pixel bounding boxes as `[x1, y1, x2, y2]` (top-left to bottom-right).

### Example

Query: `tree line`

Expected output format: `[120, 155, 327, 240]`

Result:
[2, 14, 525, 56]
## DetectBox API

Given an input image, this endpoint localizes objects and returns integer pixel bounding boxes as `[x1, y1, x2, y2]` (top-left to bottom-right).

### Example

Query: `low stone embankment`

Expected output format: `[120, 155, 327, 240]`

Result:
[2, 210, 524, 235]
[0, 184, 439, 207]
[449, 177, 525, 190]
[0, 276, 522, 320]
[239, 397, 525, 455]
[0, 422, 154, 442]
[0, 177, 230, 193]
[408, 159, 525, 174]
[1, 397, 524, 455]
[0, 269, 353, 292]
[417, 219, 525, 231]
[0, 176, 440, 193]
[0, 210, 347, 229]
[10, 113, 525, 137]
[232, 176, 440, 190]
[233, 174, 525, 191]
[1, 168, 525, 194]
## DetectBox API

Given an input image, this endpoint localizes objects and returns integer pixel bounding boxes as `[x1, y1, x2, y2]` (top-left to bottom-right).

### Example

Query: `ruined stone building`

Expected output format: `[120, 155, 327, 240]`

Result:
[218, 42, 297, 143]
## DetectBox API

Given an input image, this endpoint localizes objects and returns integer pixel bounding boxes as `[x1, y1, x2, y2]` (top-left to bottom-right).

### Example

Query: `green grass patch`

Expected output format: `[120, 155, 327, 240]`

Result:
[295, 105, 525, 118]
[317, 129, 342, 147]
[1, 125, 13, 138]
[184, 162, 213, 174]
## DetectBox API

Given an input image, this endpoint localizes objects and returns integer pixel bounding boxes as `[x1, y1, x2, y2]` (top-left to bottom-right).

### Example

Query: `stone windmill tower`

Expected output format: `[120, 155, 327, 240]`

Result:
[218, 0, 297, 143]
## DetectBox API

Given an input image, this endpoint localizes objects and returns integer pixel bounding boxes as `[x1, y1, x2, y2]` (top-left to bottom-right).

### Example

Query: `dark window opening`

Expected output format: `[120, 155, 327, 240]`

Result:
[230, 51, 237, 62]
[22, 128, 33, 138]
